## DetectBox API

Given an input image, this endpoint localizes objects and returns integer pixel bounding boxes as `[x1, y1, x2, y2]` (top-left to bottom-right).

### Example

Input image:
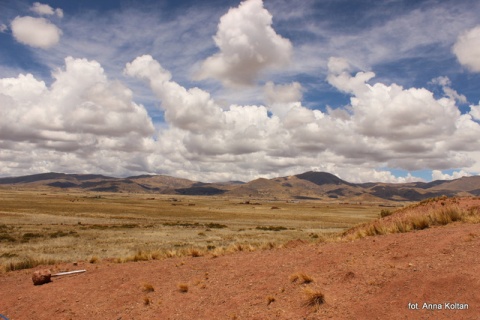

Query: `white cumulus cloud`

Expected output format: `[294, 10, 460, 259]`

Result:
[11, 16, 62, 49]
[0, 57, 155, 175]
[197, 0, 292, 87]
[30, 2, 63, 18]
[453, 25, 480, 72]
[432, 170, 471, 181]
[430, 76, 467, 104]
[470, 104, 480, 121]
[124, 54, 480, 182]
[263, 81, 302, 118]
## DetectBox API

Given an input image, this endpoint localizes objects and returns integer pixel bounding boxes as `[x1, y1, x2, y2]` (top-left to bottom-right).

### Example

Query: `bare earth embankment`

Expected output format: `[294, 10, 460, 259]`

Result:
[1, 197, 479, 319]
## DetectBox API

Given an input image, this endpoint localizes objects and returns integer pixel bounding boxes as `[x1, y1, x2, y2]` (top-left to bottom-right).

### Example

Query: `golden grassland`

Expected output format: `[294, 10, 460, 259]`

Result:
[0, 187, 390, 272]
[343, 196, 480, 240]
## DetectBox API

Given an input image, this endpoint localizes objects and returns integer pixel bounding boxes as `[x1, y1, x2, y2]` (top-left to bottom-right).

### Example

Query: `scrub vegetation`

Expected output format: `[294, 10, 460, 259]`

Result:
[0, 188, 382, 272]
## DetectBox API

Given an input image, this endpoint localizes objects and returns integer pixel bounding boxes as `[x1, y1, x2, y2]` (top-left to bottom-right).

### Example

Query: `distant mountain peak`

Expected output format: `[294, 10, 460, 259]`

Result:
[295, 171, 355, 186]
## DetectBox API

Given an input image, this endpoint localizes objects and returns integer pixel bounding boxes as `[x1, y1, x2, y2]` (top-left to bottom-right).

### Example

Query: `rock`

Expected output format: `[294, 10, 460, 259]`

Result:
[32, 269, 52, 286]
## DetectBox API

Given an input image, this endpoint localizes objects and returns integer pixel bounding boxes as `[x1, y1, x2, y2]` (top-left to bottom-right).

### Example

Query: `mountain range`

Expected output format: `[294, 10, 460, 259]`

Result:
[1, 171, 479, 201]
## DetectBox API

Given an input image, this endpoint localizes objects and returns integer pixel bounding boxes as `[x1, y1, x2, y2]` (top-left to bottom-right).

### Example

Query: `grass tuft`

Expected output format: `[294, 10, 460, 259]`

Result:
[5, 256, 59, 272]
[143, 296, 151, 306]
[178, 283, 189, 293]
[188, 248, 203, 257]
[266, 296, 276, 305]
[89, 256, 99, 264]
[142, 283, 155, 293]
[290, 272, 314, 284]
[346, 201, 480, 241]
[303, 287, 325, 309]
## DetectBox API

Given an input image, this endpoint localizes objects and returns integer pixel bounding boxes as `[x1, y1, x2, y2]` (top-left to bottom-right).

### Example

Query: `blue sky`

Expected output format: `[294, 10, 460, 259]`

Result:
[0, 0, 480, 183]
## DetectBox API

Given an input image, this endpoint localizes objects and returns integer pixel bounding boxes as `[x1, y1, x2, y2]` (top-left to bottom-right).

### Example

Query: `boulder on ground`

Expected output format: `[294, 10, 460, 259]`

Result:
[32, 269, 52, 286]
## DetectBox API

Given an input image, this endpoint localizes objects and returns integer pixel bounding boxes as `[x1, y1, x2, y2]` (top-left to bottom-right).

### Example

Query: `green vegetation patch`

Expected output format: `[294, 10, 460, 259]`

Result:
[80, 224, 139, 230]
[163, 221, 227, 229]
[380, 209, 392, 218]
[256, 226, 289, 232]
[22, 232, 43, 241]
[204, 222, 227, 229]
[49, 230, 79, 238]
[0, 233, 16, 242]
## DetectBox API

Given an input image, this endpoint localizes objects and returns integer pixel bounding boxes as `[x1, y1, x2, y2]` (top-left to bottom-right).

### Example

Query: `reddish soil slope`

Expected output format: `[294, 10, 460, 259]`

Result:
[1, 201, 479, 319]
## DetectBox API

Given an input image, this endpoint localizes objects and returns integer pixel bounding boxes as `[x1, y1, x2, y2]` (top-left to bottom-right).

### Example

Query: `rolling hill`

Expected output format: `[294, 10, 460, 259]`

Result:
[0, 171, 479, 201]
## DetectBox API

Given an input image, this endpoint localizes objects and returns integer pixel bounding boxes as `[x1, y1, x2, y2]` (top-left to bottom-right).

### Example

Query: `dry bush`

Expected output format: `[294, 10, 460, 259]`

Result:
[89, 256, 99, 264]
[5, 256, 59, 272]
[164, 249, 178, 258]
[303, 287, 325, 309]
[410, 215, 430, 230]
[261, 241, 277, 250]
[266, 296, 276, 305]
[142, 283, 155, 293]
[430, 207, 462, 225]
[290, 272, 314, 284]
[188, 248, 204, 257]
[380, 209, 392, 218]
[143, 296, 151, 305]
[346, 201, 480, 241]
[178, 283, 189, 293]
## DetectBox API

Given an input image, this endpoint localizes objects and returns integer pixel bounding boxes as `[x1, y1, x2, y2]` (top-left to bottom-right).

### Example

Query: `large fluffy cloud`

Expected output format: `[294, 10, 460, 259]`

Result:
[197, 0, 292, 87]
[325, 57, 480, 170]
[0, 57, 155, 176]
[124, 54, 480, 182]
[126, 54, 280, 156]
[2, 0, 480, 182]
[2, 54, 478, 182]
[11, 16, 62, 49]
[453, 25, 480, 72]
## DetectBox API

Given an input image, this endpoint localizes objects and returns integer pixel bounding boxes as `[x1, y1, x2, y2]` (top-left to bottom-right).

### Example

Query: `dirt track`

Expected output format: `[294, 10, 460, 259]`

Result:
[1, 205, 479, 319]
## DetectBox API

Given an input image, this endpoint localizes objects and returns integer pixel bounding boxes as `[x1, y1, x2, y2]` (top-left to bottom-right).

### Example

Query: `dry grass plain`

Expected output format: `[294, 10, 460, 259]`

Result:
[0, 187, 395, 272]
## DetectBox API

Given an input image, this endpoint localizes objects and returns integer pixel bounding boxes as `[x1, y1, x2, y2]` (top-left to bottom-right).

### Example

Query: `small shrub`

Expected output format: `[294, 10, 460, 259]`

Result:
[143, 296, 151, 305]
[89, 256, 99, 264]
[127, 250, 151, 262]
[50, 230, 78, 238]
[303, 287, 325, 309]
[119, 224, 138, 229]
[5, 257, 58, 272]
[178, 283, 189, 293]
[0, 252, 18, 258]
[22, 233, 43, 241]
[410, 216, 430, 230]
[256, 226, 288, 232]
[189, 248, 203, 257]
[142, 283, 155, 293]
[266, 296, 276, 305]
[0, 233, 16, 242]
[380, 209, 392, 218]
[394, 220, 409, 233]
[290, 273, 314, 284]
[204, 223, 227, 229]
[433, 207, 462, 225]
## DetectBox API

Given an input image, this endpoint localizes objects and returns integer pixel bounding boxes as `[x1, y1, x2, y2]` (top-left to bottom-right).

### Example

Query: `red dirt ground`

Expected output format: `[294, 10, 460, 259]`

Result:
[1, 199, 479, 320]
